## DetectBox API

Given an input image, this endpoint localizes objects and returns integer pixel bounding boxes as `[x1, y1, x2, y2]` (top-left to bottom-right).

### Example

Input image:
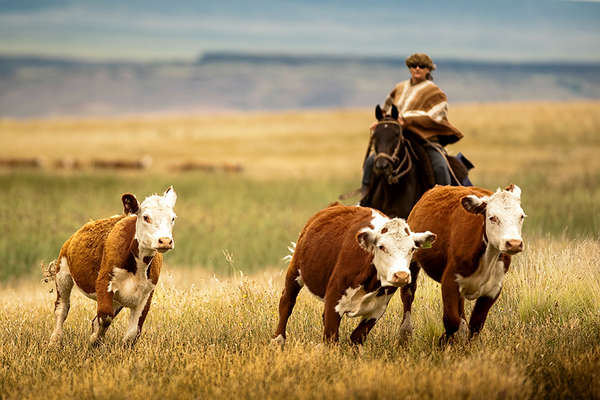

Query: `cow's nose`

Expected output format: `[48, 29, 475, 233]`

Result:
[158, 237, 173, 248]
[392, 271, 410, 286]
[505, 239, 523, 253]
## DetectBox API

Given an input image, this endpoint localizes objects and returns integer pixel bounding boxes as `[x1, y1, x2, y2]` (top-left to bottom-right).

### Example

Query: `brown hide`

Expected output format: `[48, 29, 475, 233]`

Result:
[407, 185, 512, 340]
[292, 204, 379, 298]
[275, 204, 400, 345]
[407, 186, 495, 282]
[58, 215, 162, 296]
[59, 215, 126, 294]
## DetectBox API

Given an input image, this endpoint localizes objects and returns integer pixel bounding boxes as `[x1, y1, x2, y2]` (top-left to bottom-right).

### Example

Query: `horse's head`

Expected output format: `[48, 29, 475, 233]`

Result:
[372, 104, 404, 177]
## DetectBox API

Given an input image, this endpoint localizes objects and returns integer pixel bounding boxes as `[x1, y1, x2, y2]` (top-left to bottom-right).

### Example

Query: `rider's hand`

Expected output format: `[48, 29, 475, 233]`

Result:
[398, 116, 406, 126]
[369, 121, 378, 131]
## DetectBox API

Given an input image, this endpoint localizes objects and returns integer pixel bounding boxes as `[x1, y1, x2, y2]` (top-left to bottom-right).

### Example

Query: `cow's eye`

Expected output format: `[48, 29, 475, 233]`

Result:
[520, 214, 526, 221]
[489, 216, 499, 224]
[378, 245, 386, 251]
[143, 215, 152, 223]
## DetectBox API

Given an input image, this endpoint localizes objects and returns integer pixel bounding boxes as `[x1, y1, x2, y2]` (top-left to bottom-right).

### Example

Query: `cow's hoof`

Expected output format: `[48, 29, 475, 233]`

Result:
[271, 334, 285, 350]
[438, 333, 452, 347]
[122, 334, 139, 348]
[122, 338, 137, 348]
[398, 324, 413, 345]
[456, 319, 469, 343]
[89, 333, 104, 348]
[122, 329, 139, 348]
[49, 333, 63, 348]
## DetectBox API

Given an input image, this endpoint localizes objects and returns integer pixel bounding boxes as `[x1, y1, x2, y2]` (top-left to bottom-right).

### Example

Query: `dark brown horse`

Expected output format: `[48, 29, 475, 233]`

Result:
[359, 104, 469, 341]
[360, 104, 468, 219]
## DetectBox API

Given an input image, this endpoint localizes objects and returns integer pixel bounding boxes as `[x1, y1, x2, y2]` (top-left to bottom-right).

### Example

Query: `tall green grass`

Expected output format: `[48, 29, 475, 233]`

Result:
[0, 171, 354, 281]
[1, 167, 599, 281]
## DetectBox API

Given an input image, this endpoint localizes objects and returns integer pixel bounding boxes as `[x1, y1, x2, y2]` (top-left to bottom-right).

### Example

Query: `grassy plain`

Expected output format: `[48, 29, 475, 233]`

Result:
[1, 101, 599, 399]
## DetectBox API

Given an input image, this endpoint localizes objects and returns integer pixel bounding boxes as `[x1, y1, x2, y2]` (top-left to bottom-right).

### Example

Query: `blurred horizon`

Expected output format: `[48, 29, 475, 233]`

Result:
[1, 52, 599, 118]
[1, 0, 599, 117]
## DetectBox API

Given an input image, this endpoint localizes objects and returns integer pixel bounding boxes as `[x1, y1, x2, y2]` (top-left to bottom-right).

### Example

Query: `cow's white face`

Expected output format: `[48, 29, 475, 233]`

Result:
[462, 184, 526, 255]
[357, 213, 436, 287]
[123, 186, 177, 254]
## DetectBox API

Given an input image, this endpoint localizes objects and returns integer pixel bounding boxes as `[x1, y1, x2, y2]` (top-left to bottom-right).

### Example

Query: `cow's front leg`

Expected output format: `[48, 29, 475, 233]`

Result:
[469, 293, 499, 338]
[439, 270, 463, 345]
[90, 277, 117, 346]
[350, 318, 377, 345]
[90, 304, 122, 346]
[122, 290, 154, 346]
[399, 262, 420, 342]
[323, 296, 342, 343]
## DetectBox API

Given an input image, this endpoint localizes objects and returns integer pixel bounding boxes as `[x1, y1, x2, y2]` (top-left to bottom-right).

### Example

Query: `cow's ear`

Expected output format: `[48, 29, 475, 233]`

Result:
[505, 183, 521, 199]
[163, 186, 177, 208]
[390, 104, 399, 120]
[375, 105, 384, 121]
[461, 195, 487, 215]
[122, 193, 139, 215]
[356, 229, 377, 253]
[413, 231, 437, 249]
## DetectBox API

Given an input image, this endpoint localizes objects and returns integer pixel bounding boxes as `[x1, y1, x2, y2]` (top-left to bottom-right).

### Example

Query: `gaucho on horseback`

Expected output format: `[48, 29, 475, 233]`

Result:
[358, 53, 473, 219]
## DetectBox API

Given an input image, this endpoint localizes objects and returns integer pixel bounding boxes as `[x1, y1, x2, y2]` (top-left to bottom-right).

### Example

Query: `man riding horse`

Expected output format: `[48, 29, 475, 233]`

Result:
[361, 53, 472, 198]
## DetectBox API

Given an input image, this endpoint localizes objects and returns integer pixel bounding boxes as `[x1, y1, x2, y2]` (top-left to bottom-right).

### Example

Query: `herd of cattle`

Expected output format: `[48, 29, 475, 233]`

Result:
[47, 183, 525, 347]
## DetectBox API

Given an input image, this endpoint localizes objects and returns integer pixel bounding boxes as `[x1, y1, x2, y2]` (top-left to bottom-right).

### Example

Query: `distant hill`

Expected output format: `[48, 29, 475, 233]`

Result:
[1, 53, 599, 118]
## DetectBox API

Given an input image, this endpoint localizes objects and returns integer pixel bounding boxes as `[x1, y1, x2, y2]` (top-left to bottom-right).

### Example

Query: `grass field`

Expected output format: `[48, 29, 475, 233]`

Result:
[1, 102, 599, 399]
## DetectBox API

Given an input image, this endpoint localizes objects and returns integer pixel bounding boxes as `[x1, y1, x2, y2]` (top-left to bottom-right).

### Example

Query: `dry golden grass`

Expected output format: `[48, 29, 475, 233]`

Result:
[1, 237, 599, 399]
[2, 101, 599, 180]
[1, 102, 600, 399]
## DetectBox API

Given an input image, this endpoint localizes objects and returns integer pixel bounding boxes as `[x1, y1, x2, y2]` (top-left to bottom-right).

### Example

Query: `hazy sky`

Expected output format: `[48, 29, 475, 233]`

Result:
[0, 0, 599, 62]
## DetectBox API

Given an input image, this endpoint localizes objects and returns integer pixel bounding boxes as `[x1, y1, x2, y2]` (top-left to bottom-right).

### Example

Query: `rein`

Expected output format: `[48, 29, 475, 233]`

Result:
[370, 120, 415, 184]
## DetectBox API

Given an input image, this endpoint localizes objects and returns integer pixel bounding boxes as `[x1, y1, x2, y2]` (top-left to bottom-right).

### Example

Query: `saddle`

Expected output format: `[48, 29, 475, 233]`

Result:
[424, 141, 474, 186]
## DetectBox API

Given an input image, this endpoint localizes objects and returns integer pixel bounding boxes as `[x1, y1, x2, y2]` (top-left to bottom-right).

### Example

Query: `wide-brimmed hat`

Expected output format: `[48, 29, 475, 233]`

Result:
[405, 53, 436, 71]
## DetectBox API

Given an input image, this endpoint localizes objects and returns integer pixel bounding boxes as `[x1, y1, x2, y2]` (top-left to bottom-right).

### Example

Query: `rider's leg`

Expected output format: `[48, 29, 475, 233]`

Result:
[425, 146, 451, 185]
[361, 154, 376, 194]
[457, 152, 474, 186]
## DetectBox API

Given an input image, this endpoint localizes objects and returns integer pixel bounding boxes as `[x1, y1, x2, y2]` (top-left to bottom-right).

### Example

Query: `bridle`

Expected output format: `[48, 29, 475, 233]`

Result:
[368, 119, 415, 184]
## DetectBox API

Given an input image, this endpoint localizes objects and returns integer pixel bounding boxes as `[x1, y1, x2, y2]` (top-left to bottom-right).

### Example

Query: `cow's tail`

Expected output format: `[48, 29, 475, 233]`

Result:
[282, 241, 296, 262]
[41, 259, 58, 284]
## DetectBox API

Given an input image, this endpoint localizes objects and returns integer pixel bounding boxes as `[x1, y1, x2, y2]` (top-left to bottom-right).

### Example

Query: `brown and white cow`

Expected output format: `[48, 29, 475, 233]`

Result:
[405, 184, 525, 343]
[273, 203, 436, 347]
[48, 187, 177, 347]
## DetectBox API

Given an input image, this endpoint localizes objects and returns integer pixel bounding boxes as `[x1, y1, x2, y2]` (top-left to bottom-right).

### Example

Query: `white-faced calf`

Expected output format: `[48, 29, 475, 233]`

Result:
[406, 184, 525, 344]
[48, 187, 177, 346]
[273, 203, 435, 347]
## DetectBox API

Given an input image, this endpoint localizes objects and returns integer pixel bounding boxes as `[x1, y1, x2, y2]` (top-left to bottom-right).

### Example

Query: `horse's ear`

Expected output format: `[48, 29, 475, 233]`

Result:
[375, 105, 384, 121]
[390, 104, 399, 120]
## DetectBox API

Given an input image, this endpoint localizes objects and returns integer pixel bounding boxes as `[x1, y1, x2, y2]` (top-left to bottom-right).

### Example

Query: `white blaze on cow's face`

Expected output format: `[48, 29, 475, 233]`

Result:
[462, 184, 526, 255]
[357, 212, 436, 287]
[134, 186, 177, 254]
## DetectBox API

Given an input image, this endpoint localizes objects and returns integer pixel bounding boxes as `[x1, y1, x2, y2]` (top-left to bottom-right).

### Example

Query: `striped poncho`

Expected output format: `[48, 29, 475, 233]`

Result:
[381, 79, 463, 145]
